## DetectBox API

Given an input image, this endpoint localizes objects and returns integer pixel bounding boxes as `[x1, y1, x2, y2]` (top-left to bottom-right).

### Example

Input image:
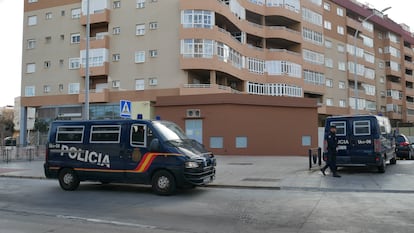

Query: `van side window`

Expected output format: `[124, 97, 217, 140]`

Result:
[131, 124, 146, 147]
[354, 121, 370, 136]
[56, 126, 84, 143]
[331, 121, 346, 136]
[90, 125, 121, 143]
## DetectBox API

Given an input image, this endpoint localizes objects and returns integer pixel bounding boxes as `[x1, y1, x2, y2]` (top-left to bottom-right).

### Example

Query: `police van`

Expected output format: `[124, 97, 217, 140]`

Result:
[324, 115, 397, 173]
[44, 119, 216, 195]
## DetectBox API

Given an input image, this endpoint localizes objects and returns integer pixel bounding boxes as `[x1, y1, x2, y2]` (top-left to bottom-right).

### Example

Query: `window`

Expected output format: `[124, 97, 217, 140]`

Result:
[70, 33, 81, 44]
[323, 2, 330, 11]
[149, 77, 157, 86]
[113, 1, 121, 8]
[336, 7, 344, 16]
[45, 12, 52, 20]
[45, 36, 52, 43]
[112, 54, 120, 61]
[113, 27, 120, 35]
[339, 81, 346, 89]
[326, 98, 333, 106]
[135, 79, 145, 90]
[303, 70, 325, 86]
[61, 10, 65, 16]
[248, 57, 265, 74]
[26, 63, 36, 73]
[182, 10, 214, 29]
[28, 15, 37, 26]
[325, 58, 333, 68]
[56, 126, 84, 143]
[337, 44, 345, 53]
[149, 22, 158, 30]
[91, 125, 121, 143]
[131, 124, 146, 147]
[353, 121, 370, 136]
[68, 83, 80, 94]
[325, 40, 332, 48]
[330, 121, 346, 136]
[303, 49, 324, 65]
[27, 39, 36, 49]
[338, 61, 346, 71]
[112, 80, 120, 88]
[302, 28, 323, 45]
[149, 50, 158, 57]
[28, 0, 38, 3]
[325, 79, 333, 88]
[71, 8, 81, 19]
[181, 39, 214, 58]
[339, 100, 346, 108]
[44, 61, 51, 69]
[137, 0, 145, 8]
[236, 136, 247, 148]
[337, 26, 344, 35]
[324, 20, 332, 30]
[69, 58, 80, 69]
[25, 86, 35, 97]
[136, 24, 145, 35]
[210, 137, 223, 149]
[302, 8, 322, 26]
[135, 51, 145, 63]
[43, 85, 51, 93]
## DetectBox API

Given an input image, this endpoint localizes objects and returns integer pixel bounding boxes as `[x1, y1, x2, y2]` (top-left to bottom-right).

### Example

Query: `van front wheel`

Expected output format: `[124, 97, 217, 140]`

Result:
[152, 170, 176, 195]
[58, 168, 80, 191]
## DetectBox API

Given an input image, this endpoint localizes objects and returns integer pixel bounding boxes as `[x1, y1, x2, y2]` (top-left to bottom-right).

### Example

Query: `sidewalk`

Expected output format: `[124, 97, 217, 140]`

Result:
[1, 155, 414, 193]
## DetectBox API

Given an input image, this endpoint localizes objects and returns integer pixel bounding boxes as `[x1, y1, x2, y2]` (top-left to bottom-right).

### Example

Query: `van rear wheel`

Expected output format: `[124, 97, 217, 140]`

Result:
[58, 168, 80, 191]
[152, 170, 176, 195]
[378, 157, 386, 173]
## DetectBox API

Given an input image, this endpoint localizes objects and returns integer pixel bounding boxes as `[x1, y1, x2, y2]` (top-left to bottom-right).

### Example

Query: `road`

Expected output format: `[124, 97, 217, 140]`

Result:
[1, 176, 414, 233]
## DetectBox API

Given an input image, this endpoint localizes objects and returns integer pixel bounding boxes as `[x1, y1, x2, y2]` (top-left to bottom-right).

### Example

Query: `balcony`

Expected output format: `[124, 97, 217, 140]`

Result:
[80, 35, 109, 50]
[265, 26, 301, 43]
[80, 9, 110, 25]
[78, 88, 109, 103]
[80, 62, 109, 77]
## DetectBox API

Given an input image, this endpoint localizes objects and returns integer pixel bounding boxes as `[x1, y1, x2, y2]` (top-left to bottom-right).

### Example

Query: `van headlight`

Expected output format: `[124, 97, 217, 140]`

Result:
[185, 161, 199, 168]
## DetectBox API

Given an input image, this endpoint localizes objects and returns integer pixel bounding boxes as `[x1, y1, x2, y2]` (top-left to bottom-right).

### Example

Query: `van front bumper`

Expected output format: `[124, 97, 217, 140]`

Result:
[183, 165, 216, 186]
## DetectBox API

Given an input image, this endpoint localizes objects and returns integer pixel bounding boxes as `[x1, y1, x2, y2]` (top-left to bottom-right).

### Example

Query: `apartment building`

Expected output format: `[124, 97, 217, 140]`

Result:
[21, 0, 414, 129]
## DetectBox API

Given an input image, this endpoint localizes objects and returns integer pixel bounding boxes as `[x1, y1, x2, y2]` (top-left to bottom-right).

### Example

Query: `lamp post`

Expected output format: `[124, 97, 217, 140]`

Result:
[84, 0, 90, 120]
[353, 6, 391, 115]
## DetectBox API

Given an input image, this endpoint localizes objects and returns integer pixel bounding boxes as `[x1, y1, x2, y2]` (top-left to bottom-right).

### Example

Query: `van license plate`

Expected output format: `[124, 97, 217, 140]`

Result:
[337, 145, 347, 150]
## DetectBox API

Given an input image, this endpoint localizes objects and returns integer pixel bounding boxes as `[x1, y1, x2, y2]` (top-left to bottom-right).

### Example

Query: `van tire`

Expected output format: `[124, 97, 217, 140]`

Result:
[58, 168, 80, 191]
[152, 170, 176, 195]
[390, 156, 397, 165]
[378, 157, 386, 173]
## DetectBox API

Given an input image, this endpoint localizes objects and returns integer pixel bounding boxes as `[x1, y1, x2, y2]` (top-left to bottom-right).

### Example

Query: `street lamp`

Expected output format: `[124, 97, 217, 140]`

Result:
[353, 6, 391, 115]
[84, 0, 90, 120]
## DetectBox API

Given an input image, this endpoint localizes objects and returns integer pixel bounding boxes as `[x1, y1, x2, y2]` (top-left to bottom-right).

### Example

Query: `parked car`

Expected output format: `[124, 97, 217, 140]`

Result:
[395, 134, 414, 159]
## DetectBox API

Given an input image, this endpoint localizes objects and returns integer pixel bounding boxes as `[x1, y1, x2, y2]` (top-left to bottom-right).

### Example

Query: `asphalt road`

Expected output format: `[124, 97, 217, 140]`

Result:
[1, 177, 414, 233]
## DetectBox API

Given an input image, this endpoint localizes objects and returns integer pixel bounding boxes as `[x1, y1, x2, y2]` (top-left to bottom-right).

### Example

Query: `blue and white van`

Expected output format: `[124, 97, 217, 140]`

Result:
[324, 115, 397, 173]
[44, 119, 216, 195]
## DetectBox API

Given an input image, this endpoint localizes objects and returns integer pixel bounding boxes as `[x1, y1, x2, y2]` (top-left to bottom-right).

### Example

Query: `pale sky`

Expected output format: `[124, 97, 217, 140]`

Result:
[0, 0, 412, 107]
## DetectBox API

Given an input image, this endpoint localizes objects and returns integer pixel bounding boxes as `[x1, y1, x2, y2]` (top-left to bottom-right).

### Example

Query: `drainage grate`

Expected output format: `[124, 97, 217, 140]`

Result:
[242, 178, 280, 182]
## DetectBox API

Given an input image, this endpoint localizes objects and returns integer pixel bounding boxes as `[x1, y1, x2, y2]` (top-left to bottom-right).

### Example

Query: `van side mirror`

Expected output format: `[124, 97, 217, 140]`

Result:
[149, 138, 160, 152]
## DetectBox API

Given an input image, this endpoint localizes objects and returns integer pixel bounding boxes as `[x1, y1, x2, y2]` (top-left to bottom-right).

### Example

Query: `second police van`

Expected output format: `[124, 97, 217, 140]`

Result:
[324, 115, 397, 173]
[44, 119, 216, 195]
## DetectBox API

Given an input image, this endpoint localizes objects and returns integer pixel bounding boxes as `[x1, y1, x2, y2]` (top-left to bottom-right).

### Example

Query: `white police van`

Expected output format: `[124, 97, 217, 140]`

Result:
[44, 119, 216, 195]
[324, 115, 397, 173]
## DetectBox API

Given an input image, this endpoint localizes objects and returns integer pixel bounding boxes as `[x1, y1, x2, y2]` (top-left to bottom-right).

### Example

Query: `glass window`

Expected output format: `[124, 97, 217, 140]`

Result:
[56, 126, 84, 143]
[90, 125, 121, 143]
[330, 121, 346, 136]
[131, 124, 147, 147]
[26, 63, 36, 73]
[210, 137, 223, 148]
[236, 137, 247, 148]
[71, 8, 81, 19]
[28, 15, 37, 26]
[25, 86, 35, 97]
[137, 0, 145, 8]
[354, 121, 370, 136]
[70, 33, 81, 44]
[136, 24, 145, 35]
[135, 51, 145, 63]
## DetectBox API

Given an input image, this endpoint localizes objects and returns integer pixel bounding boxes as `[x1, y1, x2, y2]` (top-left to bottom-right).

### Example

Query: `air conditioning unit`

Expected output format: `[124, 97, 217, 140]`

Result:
[186, 109, 201, 118]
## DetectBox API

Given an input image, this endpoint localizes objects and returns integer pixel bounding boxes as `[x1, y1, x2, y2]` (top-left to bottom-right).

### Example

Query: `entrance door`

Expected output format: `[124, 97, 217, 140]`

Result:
[185, 119, 203, 144]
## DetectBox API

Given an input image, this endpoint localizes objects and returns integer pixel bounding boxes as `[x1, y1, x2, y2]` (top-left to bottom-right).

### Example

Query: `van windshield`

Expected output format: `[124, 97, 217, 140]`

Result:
[153, 121, 189, 141]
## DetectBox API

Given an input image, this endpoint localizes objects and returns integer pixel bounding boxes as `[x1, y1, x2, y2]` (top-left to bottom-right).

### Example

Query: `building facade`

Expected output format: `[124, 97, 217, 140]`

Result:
[20, 0, 414, 138]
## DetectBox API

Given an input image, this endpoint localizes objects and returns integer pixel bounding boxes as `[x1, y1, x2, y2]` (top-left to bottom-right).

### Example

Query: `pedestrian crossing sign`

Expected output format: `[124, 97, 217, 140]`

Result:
[120, 100, 131, 118]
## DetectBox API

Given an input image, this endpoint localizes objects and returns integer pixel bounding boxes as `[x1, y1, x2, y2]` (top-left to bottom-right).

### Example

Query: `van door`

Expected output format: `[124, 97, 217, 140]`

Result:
[348, 119, 375, 164]
[329, 120, 351, 164]
[123, 123, 150, 182]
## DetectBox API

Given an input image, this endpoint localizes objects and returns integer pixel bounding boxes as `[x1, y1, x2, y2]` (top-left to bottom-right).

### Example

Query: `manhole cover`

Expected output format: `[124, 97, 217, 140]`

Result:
[242, 178, 280, 182]
[228, 163, 254, 165]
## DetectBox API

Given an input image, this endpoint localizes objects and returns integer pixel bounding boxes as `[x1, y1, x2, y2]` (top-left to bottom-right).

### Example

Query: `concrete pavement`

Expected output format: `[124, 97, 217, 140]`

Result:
[1, 155, 414, 193]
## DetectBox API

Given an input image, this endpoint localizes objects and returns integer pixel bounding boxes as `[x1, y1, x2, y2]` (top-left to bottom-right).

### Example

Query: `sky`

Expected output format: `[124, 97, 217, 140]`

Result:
[0, 0, 412, 107]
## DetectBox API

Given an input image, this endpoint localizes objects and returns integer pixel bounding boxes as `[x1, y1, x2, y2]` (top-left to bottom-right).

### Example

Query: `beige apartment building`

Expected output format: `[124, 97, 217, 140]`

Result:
[20, 0, 414, 143]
